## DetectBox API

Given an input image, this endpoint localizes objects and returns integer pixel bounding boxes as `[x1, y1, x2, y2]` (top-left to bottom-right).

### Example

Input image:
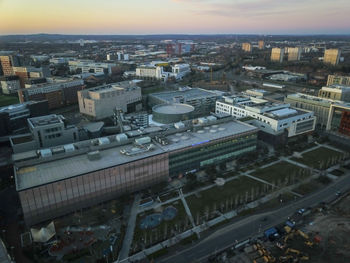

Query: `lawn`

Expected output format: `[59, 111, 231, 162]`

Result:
[0, 94, 19, 107]
[251, 161, 310, 185]
[292, 147, 344, 169]
[131, 200, 190, 254]
[293, 176, 331, 196]
[186, 177, 264, 223]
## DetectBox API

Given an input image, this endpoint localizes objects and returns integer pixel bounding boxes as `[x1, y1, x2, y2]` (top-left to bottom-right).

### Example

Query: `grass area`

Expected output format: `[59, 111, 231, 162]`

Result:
[186, 177, 264, 223]
[251, 161, 311, 185]
[147, 247, 168, 260]
[132, 201, 190, 253]
[0, 94, 19, 107]
[292, 147, 344, 169]
[293, 176, 331, 196]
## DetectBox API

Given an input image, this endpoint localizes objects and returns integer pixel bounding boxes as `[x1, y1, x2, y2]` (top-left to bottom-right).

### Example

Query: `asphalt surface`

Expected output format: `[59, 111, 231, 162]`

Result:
[159, 173, 350, 263]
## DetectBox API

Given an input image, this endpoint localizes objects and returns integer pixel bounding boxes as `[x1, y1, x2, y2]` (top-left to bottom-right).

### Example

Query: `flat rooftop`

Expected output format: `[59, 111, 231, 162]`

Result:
[14, 119, 257, 191]
[150, 87, 218, 102]
[28, 114, 63, 127]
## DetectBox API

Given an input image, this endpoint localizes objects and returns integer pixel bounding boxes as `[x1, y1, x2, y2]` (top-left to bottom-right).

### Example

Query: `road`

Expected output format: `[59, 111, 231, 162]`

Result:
[159, 173, 350, 263]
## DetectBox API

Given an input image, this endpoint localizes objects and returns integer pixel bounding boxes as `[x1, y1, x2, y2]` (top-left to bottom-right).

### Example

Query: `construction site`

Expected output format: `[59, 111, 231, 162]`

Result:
[210, 191, 350, 263]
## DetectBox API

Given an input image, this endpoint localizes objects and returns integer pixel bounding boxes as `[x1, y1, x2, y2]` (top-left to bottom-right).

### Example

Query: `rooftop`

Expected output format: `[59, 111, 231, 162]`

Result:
[150, 87, 219, 102]
[28, 114, 64, 128]
[14, 118, 257, 191]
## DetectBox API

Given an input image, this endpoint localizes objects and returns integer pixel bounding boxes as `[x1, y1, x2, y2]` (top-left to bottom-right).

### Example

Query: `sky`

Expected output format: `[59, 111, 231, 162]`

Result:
[0, 0, 350, 35]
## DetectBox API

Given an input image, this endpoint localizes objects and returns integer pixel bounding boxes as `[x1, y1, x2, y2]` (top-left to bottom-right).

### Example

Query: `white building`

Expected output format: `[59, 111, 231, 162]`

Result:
[216, 96, 316, 138]
[78, 82, 142, 119]
[135, 63, 190, 81]
[68, 60, 116, 75]
[171, 64, 191, 80]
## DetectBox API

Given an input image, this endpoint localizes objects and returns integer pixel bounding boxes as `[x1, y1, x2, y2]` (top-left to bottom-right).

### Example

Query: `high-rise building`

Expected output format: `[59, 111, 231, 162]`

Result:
[258, 40, 265, 50]
[242, 43, 252, 52]
[287, 47, 302, 61]
[0, 55, 20, 76]
[327, 75, 350, 86]
[270, 48, 284, 63]
[323, 49, 341, 66]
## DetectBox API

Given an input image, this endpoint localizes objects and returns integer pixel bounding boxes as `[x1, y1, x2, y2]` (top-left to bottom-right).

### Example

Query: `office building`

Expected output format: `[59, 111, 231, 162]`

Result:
[216, 95, 316, 143]
[323, 49, 341, 66]
[148, 87, 220, 117]
[136, 65, 163, 80]
[78, 82, 142, 120]
[18, 78, 85, 109]
[242, 43, 252, 52]
[258, 40, 265, 50]
[327, 103, 350, 137]
[13, 66, 50, 88]
[0, 75, 21, 94]
[327, 75, 350, 86]
[318, 85, 350, 101]
[0, 55, 21, 76]
[136, 64, 190, 81]
[166, 41, 195, 56]
[10, 114, 79, 153]
[271, 48, 284, 63]
[287, 47, 302, 61]
[0, 101, 48, 137]
[68, 60, 117, 75]
[13, 117, 258, 225]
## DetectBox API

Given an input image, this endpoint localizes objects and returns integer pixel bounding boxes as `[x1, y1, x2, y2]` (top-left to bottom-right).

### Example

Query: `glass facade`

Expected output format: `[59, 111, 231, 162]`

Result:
[169, 132, 257, 176]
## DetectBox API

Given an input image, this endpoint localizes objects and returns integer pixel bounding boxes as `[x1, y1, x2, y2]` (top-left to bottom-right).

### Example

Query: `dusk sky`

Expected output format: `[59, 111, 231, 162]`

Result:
[1, 0, 350, 35]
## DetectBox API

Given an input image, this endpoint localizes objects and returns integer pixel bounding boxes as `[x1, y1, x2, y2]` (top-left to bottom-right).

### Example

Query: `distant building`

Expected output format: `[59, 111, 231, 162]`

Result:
[0, 75, 21, 94]
[242, 43, 252, 52]
[13, 66, 50, 88]
[136, 65, 163, 80]
[0, 55, 21, 76]
[10, 114, 79, 153]
[318, 85, 350, 102]
[271, 48, 284, 63]
[327, 75, 350, 86]
[258, 40, 265, 50]
[78, 82, 142, 119]
[0, 101, 49, 136]
[68, 60, 117, 75]
[18, 78, 85, 109]
[216, 95, 316, 144]
[148, 87, 220, 117]
[171, 64, 191, 80]
[244, 89, 270, 98]
[287, 47, 302, 61]
[166, 41, 195, 56]
[323, 49, 341, 66]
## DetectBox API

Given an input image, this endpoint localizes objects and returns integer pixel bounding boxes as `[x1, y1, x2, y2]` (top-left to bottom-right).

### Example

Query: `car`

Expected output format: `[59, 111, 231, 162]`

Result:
[336, 191, 342, 196]
[298, 208, 306, 215]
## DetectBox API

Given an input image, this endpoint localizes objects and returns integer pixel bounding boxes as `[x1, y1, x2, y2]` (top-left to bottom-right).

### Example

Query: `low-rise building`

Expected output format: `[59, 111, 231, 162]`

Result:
[18, 78, 85, 109]
[78, 82, 142, 119]
[327, 75, 350, 86]
[318, 85, 350, 102]
[0, 75, 21, 94]
[216, 95, 316, 143]
[68, 60, 117, 75]
[13, 117, 258, 225]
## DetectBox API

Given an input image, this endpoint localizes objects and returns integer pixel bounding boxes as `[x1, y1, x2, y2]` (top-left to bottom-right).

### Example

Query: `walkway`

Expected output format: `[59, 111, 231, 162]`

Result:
[118, 193, 141, 260]
[178, 188, 198, 237]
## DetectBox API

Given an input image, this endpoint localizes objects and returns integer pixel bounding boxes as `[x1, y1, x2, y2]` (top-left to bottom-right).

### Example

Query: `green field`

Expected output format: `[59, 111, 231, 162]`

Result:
[0, 94, 19, 107]
[292, 147, 344, 169]
[186, 177, 264, 222]
[252, 161, 310, 185]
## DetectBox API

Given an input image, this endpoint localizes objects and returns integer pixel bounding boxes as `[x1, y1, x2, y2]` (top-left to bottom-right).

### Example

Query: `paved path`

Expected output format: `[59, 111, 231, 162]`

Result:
[118, 193, 141, 260]
[178, 188, 199, 237]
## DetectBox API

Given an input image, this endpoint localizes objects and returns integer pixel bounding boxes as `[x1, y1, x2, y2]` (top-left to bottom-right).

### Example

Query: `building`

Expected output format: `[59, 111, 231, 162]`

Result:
[148, 87, 220, 117]
[244, 89, 270, 98]
[18, 78, 85, 109]
[327, 103, 350, 137]
[136, 64, 190, 81]
[0, 101, 49, 137]
[216, 95, 316, 144]
[323, 49, 341, 66]
[327, 75, 350, 86]
[13, 117, 258, 225]
[285, 93, 337, 128]
[258, 40, 265, 50]
[171, 64, 191, 80]
[0, 55, 21, 76]
[68, 60, 117, 75]
[242, 43, 252, 52]
[271, 48, 284, 63]
[10, 114, 79, 153]
[0, 75, 21, 94]
[287, 47, 302, 61]
[78, 82, 142, 120]
[166, 41, 195, 56]
[318, 85, 350, 101]
[135, 65, 163, 80]
[12, 66, 50, 88]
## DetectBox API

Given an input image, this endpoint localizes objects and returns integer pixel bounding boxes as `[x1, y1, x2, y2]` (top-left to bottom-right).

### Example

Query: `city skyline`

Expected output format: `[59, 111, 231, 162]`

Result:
[1, 0, 350, 35]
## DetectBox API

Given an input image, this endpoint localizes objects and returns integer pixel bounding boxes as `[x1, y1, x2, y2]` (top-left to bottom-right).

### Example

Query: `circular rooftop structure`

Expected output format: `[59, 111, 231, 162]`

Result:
[152, 103, 195, 124]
